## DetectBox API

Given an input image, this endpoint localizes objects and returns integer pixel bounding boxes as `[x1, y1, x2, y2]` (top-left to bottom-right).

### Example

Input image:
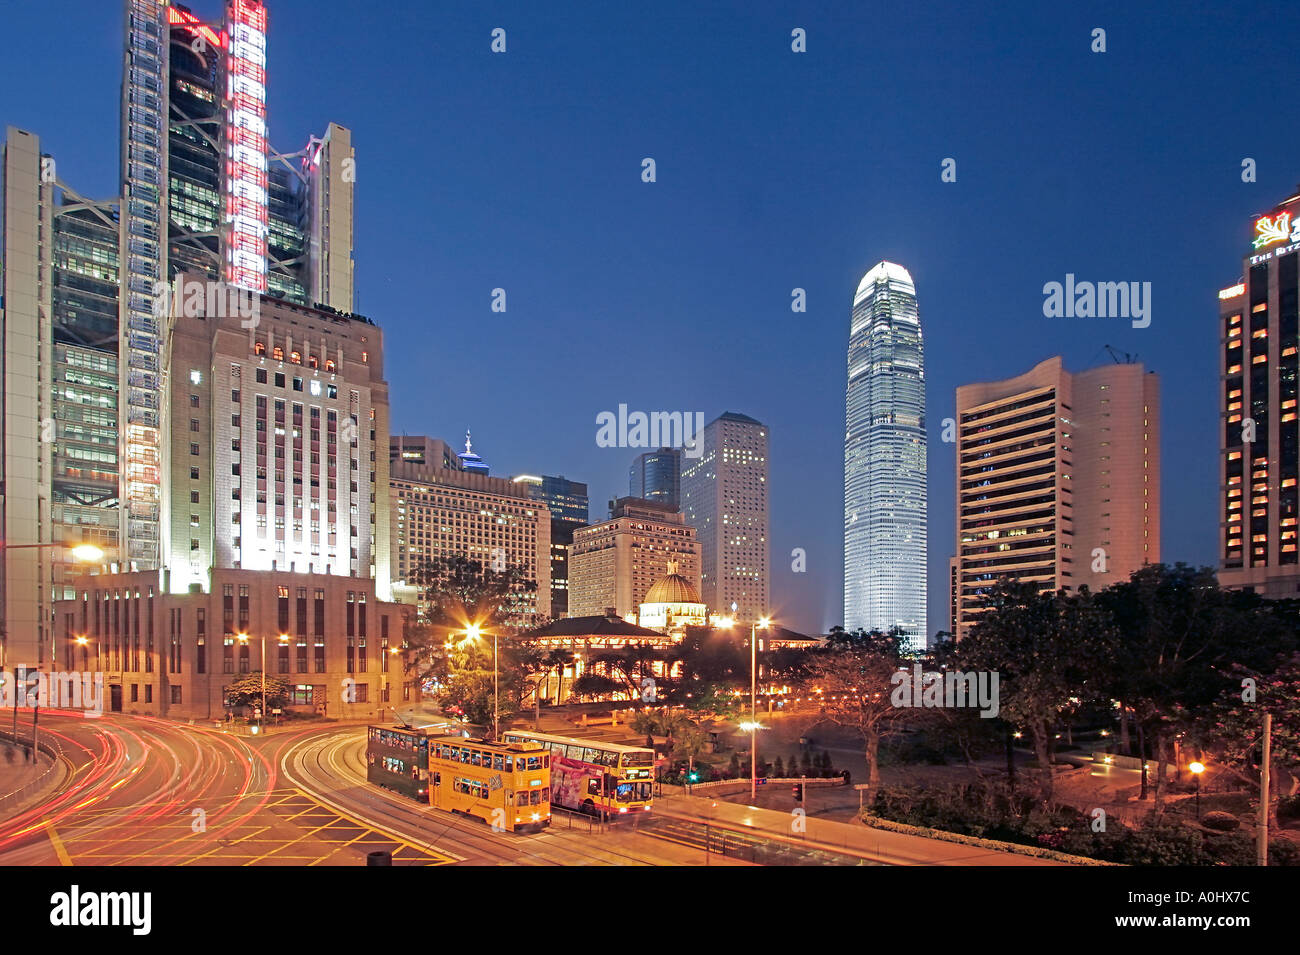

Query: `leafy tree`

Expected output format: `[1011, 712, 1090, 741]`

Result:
[672, 719, 709, 780]
[803, 627, 909, 795]
[226, 672, 290, 711]
[955, 583, 1115, 802]
[541, 648, 575, 703]
[570, 673, 619, 702]
[1095, 564, 1298, 807]
[1202, 653, 1300, 830]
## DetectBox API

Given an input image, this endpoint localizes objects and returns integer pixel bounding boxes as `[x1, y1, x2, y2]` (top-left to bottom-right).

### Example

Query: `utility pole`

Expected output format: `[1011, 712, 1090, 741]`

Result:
[1258, 713, 1271, 867]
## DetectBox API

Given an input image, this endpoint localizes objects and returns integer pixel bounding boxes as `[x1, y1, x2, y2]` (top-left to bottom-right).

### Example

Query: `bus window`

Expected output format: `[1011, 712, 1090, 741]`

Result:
[581, 748, 600, 765]
[551, 744, 568, 759]
[587, 778, 599, 796]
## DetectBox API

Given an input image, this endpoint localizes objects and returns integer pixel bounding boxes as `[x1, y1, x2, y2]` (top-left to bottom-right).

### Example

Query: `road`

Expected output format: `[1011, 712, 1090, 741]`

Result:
[0, 713, 728, 866]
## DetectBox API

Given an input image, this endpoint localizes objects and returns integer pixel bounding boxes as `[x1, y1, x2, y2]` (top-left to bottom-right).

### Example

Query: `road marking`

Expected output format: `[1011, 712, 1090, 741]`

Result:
[45, 821, 73, 866]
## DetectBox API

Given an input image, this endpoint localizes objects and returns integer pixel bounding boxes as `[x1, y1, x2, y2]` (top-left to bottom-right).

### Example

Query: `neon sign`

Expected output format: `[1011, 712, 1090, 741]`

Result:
[225, 0, 269, 293]
[1253, 211, 1300, 250]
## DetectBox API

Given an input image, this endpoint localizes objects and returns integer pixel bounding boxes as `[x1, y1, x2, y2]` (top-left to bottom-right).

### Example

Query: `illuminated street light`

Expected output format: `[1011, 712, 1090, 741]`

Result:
[1190, 760, 1206, 818]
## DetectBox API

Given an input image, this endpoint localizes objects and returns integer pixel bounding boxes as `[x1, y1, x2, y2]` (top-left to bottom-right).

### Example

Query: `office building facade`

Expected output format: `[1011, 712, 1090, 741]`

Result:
[1219, 193, 1300, 596]
[680, 413, 769, 622]
[953, 356, 1159, 639]
[629, 447, 681, 512]
[389, 438, 551, 626]
[844, 261, 927, 645]
[568, 498, 701, 619]
[513, 474, 588, 618]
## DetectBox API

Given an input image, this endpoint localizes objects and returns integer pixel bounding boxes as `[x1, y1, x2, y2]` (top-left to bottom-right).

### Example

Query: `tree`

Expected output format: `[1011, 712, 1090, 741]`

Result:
[1095, 564, 1298, 808]
[408, 553, 538, 642]
[955, 583, 1115, 803]
[226, 672, 290, 711]
[1202, 653, 1300, 830]
[773, 756, 785, 777]
[672, 720, 709, 780]
[570, 673, 618, 702]
[803, 627, 909, 795]
[541, 648, 575, 704]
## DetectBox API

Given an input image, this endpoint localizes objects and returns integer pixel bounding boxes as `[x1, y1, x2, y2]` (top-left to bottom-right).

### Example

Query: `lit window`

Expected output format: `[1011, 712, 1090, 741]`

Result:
[190, 369, 202, 385]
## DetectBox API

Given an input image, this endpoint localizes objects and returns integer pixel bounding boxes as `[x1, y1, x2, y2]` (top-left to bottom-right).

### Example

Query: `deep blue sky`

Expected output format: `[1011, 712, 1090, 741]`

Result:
[5, 1, 1299, 636]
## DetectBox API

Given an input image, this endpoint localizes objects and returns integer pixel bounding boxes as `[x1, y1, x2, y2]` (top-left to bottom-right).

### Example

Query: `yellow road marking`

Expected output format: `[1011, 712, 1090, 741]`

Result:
[45, 821, 73, 866]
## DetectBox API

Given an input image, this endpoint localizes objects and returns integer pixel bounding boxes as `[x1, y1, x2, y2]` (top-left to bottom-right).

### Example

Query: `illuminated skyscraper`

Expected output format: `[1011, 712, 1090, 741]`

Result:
[629, 447, 681, 512]
[844, 261, 926, 646]
[1219, 191, 1300, 596]
[680, 413, 769, 621]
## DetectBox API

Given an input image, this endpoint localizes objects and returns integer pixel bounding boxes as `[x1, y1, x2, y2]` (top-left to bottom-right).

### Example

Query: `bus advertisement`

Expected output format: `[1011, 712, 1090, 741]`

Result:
[501, 730, 654, 818]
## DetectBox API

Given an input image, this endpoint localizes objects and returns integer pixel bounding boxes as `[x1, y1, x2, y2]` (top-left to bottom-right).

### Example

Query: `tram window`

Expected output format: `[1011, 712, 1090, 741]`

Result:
[434, 773, 441, 786]
[541, 787, 550, 802]
[544, 756, 549, 769]
[517, 792, 528, 807]
[504, 757, 513, 772]
[493, 754, 503, 771]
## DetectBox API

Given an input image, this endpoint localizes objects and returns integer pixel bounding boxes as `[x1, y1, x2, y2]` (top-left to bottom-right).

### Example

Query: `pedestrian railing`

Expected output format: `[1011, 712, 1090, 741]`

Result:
[0, 729, 64, 815]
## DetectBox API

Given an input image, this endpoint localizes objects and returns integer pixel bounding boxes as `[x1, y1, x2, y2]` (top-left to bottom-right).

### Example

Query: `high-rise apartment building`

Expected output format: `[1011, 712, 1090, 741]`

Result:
[629, 447, 681, 512]
[679, 413, 769, 621]
[568, 498, 701, 619]
[1219, 193, 1300, 596]
[389, 437, 551, 625]
[953, 356, 1160, 639]
[513, 474, 588, 618]
[844, 261, 927, 645]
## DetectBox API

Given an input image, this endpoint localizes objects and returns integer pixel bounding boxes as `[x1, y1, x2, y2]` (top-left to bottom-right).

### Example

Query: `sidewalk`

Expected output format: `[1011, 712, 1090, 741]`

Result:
[0, 738, 66, 819]
[654, 790, 1071, 866]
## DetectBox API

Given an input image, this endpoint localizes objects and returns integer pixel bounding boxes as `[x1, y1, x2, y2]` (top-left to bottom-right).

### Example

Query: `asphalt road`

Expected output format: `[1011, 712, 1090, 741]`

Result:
[0, 713, 722, 866]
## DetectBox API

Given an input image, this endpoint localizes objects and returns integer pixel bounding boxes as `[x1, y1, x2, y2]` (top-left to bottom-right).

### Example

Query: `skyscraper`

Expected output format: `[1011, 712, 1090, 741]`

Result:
[121, 0, 355, 564]
[1220, 192, 1300, 596]
[844, 261, 927, 645]
[680, 412, 769, 621]
[513, 474, 588, 618]
[0, 1, 356, 665]
[629, 447, 681, 512]
[953, 356, 1160, 639]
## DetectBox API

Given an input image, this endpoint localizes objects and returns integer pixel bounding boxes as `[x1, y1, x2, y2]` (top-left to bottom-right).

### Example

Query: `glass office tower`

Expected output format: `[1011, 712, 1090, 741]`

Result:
[844, 261, 927, 647]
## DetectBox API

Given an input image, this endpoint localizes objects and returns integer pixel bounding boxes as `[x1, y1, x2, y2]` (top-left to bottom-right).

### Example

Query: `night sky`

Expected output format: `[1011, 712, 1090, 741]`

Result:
[5, 1, 1300, 636]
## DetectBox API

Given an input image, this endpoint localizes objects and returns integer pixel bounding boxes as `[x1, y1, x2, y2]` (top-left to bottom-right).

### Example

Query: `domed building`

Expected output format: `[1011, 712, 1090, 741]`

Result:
[636, 561, 708, 637]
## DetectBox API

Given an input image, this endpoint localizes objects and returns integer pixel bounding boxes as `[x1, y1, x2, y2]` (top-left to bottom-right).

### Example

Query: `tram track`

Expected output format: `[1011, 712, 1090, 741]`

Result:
[282, 728, 681, 865]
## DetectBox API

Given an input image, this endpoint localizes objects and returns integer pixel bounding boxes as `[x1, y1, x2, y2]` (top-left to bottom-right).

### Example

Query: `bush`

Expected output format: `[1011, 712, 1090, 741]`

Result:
[1117, 824, 1204, 866]
[1201, 811, 1241, 832]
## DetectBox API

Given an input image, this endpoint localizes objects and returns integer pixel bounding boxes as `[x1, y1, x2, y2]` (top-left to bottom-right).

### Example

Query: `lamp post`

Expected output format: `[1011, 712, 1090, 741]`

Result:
[1190, 760, 1205, 818]
[236, 633, 289, 733]
[4, 542, 105, 754]
[465, 623, 498, 739]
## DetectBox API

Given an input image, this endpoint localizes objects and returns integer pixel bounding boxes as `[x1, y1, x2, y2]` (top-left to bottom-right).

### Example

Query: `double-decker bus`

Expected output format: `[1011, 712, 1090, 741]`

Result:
[501, 730, 654, 818]
[427, 735, 551, 833]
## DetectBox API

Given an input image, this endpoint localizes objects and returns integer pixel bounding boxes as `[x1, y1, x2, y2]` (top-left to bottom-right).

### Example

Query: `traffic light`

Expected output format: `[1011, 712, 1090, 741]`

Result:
[688, 770, 700, 783]
[792, 783, 803, 802]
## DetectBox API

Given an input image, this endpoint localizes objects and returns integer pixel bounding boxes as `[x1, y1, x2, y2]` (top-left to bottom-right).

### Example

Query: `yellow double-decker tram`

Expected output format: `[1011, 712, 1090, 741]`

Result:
[427, 735, 552, 833]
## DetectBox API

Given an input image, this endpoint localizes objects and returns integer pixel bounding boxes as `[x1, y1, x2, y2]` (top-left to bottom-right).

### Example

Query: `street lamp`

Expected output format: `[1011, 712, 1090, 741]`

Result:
[1190, 760, 1206, 818]
[749, 615, 772, 802]
[236, 633, 290, 732]
[464, 623, 499, 739]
